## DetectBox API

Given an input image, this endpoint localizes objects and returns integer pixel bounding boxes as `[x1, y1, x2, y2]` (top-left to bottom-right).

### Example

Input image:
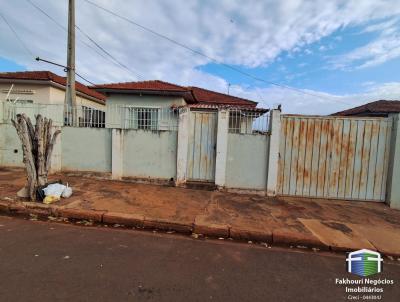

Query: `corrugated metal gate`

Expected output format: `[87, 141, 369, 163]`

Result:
[187, 110, 218, 182]
[277, 115, 392, 201]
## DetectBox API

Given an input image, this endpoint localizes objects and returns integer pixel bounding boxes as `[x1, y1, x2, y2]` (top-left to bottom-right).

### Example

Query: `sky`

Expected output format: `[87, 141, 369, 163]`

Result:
[0, 0, 400, 114]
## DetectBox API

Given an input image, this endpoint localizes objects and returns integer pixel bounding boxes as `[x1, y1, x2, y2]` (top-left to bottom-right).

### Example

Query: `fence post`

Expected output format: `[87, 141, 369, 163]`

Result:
[386, 113, 400, 209]
[266, 109, 281, 196]
[0, 101, 3, 123]
[176, 108, 190, 186]
[49, 125, 62, 173]
[215, 109, 229, 188]
[111, 128, 124, 180]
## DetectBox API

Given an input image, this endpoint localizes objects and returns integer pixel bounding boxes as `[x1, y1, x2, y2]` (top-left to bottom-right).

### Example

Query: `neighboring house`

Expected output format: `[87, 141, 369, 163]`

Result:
[332, 100, 400, 117]
[92, 80, 265, 132]
[0, 71, 106, 126]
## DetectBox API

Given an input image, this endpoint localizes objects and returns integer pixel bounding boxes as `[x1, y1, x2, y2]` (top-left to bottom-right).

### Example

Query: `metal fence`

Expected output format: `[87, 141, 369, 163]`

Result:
[228, 109, 270, 135]
[64, 105, 106, 128]
[0, 101, 105, 128]
[107, 105, 179, 131]
[1, 101, 64, 126]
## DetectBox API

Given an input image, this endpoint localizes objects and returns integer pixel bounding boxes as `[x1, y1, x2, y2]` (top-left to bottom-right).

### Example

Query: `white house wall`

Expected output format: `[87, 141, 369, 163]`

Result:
[106, 94, 185, 128]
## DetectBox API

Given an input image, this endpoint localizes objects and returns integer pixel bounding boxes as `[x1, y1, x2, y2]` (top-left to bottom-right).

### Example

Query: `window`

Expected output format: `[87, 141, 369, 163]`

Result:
[229, 112, 241, 133]
[127, 107, 159, 130]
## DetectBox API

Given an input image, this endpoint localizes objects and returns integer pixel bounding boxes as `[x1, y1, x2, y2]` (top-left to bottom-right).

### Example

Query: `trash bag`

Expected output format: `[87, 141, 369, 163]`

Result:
[62, 184, 73, 198]
[43, 183, 66, 198]
[36, 180, 63, 202]
[43, 195, 60, 204]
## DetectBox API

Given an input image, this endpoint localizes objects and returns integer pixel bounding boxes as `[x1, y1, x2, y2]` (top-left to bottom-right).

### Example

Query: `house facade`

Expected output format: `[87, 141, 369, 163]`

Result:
[0, 71, 105, 126]
[92, 80, 266, 133]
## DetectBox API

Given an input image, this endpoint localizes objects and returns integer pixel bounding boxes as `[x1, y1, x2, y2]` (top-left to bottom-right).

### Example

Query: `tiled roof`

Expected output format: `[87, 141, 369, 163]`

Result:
[333, 100, 400, 116]
[188, 103, 268, 112]
[187, 86, 257, 107]
[92, 80, 258, 107]
[0, 71, 105, 103]
[93, 80, 188, 92]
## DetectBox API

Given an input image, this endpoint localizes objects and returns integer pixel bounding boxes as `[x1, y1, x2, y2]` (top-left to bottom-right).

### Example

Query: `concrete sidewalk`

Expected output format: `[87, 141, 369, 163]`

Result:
[1, 167, 400, 257]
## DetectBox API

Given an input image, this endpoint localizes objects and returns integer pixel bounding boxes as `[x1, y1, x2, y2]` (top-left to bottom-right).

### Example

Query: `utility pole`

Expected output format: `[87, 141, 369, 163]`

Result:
[65, 0, 76, 125]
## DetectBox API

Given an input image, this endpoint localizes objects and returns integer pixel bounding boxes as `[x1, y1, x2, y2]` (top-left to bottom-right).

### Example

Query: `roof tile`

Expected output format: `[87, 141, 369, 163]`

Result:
[333, 100, 400, 116]
[0, 71, 105, 103]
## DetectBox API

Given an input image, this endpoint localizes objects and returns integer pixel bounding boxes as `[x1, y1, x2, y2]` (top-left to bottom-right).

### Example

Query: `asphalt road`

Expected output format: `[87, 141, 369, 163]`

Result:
[0, 215, 399, 302]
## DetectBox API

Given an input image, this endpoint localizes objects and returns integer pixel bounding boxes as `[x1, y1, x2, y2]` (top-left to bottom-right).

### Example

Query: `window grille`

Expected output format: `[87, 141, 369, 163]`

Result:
[228, 109, 270, 135]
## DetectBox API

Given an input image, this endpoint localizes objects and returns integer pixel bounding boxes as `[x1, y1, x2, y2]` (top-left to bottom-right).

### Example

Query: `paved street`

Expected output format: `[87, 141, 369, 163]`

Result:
[0, 215, 399, 302]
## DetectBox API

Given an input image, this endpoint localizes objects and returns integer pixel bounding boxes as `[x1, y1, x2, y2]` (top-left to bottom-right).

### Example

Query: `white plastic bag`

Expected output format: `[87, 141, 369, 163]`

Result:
[62, 185, 73, 198]
[43, 183, 66, 198]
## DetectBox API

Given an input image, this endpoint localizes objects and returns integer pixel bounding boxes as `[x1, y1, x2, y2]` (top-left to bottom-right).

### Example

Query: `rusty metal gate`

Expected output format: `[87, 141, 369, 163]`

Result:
[187, 110, 218, 182]
[277, 115, 392, 201]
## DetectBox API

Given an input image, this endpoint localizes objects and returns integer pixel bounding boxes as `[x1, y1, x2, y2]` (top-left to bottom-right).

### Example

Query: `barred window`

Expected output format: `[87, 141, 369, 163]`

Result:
[127, 107, 159, 130]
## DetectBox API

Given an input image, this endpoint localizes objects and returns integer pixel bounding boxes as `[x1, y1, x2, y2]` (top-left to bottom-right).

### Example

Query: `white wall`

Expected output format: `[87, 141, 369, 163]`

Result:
[122, 129, 178, 180]
[0, 124, 23, 167]
[106, 94, 185, 128]
[61, 127, 112, 173]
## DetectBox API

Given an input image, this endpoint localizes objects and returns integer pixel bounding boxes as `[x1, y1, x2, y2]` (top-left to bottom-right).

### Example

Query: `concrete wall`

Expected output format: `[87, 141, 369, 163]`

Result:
[0, 124, 23, 167]
[225, 133, 269, 190]
[106, 94, 185, 128]
[61, 127, 112, 173]
[122, 129, 178, 180]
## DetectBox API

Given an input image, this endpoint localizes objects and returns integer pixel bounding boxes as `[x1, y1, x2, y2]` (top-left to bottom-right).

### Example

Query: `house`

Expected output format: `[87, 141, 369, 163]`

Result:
[332, 100, 400, 117]
[92, 80, 266, 132]
[0, 71, 106, 126]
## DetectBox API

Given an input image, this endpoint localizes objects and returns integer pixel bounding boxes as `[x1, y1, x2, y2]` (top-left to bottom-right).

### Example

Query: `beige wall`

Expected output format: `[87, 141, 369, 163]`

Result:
[0, 83, 50, 104]
[0, 82, 104, 109]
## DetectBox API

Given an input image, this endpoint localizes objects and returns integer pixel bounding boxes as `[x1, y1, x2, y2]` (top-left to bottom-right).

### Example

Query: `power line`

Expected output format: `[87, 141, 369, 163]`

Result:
[1, 4, 95, 86]
[35, 57, 96, 86]
[75, 25, 145, 80]
[82, 0, 352, 106]
[0, 12, 34, 58]
[26, 0, 145, 81]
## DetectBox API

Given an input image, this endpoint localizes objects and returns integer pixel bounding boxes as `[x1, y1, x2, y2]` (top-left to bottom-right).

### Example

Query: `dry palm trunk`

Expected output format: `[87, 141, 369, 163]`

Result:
[12, 114, 61, 201]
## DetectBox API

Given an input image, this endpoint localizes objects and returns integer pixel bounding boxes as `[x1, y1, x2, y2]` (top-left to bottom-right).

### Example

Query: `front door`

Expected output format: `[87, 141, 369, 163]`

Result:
[187, 110, 218, 182]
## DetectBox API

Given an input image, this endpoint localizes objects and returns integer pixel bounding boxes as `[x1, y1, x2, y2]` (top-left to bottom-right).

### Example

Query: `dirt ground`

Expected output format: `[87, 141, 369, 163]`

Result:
[1, 167, 400, 255]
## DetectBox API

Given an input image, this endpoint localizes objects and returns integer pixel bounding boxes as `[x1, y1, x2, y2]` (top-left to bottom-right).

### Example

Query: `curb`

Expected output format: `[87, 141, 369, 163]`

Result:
[230, 227, 272, 243]
[0, 200, 399, 258]
[56, 207, 106, 222]
[272, 229, 329, 250]
[103, 212, 144, 227]
[143, 217, 193, 234]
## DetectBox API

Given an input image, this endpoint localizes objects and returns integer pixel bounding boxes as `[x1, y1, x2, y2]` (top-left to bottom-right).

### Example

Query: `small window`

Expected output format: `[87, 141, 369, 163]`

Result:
[128, 108, 159, 130]
[229, 112, 241, 133]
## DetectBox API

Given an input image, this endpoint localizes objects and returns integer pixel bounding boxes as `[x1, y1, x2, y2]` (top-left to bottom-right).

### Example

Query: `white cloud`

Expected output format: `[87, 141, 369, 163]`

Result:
[228, 82, 400, 115]
[0, 0, 399, 115]
[1, 0, 400, 80]
[331, 17, 400, 69]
